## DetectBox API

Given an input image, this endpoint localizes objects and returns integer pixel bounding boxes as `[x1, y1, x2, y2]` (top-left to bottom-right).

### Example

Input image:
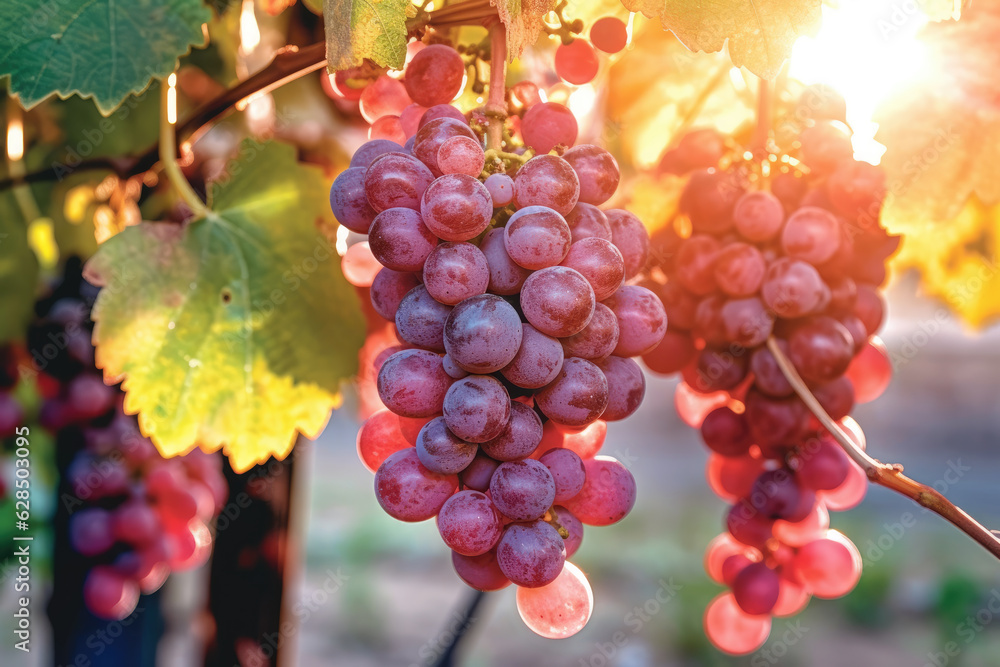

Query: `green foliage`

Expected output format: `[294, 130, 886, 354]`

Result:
[84, 140, 365, 472]
[324, 0, 415, 70]
[0, 0, 211, 114]
[621, 0, 822, 79]
[0, 193, 39, 344]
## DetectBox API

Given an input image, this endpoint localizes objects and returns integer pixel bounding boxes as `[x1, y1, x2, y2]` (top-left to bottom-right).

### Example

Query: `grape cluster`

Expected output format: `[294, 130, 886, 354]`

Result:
[330, 42, 665, 639]
[31, 260, 227, 621]
[642, 117, 896, 654]
[553, 16, 629, 86]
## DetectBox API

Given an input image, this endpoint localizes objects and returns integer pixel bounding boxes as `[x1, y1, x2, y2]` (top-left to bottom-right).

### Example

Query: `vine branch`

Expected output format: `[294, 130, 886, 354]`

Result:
[485, 23, 508, 153]
[765, 336, 1000, 561]
[160, 80, 207, 217]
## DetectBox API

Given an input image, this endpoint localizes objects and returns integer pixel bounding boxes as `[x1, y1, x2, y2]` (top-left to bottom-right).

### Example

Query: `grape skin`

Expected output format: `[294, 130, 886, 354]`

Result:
[535, 357, 609, 426]
[504, 206, 573, 270]
[490, 459, 557, 521]
[442, 375, 512, 443]
[375, 448, 459, 522]
[562, 456, 636, 526]
[436, 490, 503, 556]
[521, 103, 578, 155]
[513, 154, 581, 216]
[521, 267, 596, 338]
[415, 416, 478, 474]
[500, 324, 565, 389]
[496, 520, 566, 587]
[443, 294, 523, 374]
[422, 242, 489, 305]
[480, 401, 544, 461]
[368, 207, 438, 272]
[376, 349, 453, 418]
[420, 173, 493, 242]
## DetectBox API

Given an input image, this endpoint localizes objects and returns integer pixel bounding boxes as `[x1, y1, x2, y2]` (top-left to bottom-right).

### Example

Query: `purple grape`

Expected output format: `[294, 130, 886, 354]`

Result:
[500, 324, 564, 389]
[70, 508, 115, 556]
[480, 228, 531, 296]
[437, 490, 503, 556]
[560, 238, 625, 301]
[368, 207, 438, 272]
[480, 401, 543, 461]
[603, 285, 667, 357]
[330, 167, 377, 233]
[787, 316, 855, 385]
[452, 549, 511, 591]
[420, 173, 493, 241]
[460, 451, 501, 492]
[377, 349, 453, 417]
[700, 407, 753, 457]
[595, 356, 645, 421]
[374, 448, 459, 521]
[442, 354, 469, 379]
[732, 562, 780, 615]
[761, 258, 829, 319]
[414, 118, 479, 176]
[535, 357, 609, 426]
[560, 302, 619, 360]
[504, 206, 573, 270]
[350, 139, 404, 169]
[565, 203, 613, 243]
[605, 209, 649, 279]
[443, 294, 523, 373]
[416, 416, 478, 474]
[422, 242, 489, 305]
[490, 459, 557, 521]
[720, 297, 774, 348]
[750, 468, 814, 522]
[443, 375, 511, 443]
[539, 448, 586, 502]
[364, 153, 435, 212]
[495, 520, 566, 587]
[370, 268, 421, 321]
[562, 144, 620, 205]
[513, 154, 580, 215]
[395, 285, 452, 352]
[552, 505, 584, 557]
[520, 266, 595, 338]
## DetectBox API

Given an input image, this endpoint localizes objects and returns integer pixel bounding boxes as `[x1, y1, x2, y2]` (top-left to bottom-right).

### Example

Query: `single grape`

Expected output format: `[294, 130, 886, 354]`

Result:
[679, 170, 744, 234]
[656, 281, 699, 330]
[414, 117, 479, 176]
[521, 102, 578, 155]
[395, 285, 452, 352]
[341, 242, 382, 287]
[404, 44, 466, 107]
[84, 566, 140, 621]
[420, 173, 493, 241]
[500, 324, 564, 389]
[437, 490, 503, 556]
[845, 338, 891, 403]
[726, 499, 775, 549]
[539, 448, 586, 502]
[781, 206, 842, 265]
[364, 153, 435, 212]
[749, 341, 795, 398]
[399, 103, 428, 138]
[552, 505, 584, 557]
[535, 357, 609, 427]
[732, 562, 780, 615]
[504, 206, 573, 270]
[555, 39, 600, 85]
[714, 242, 766, 297]
[416, 416, 478, 474]
[703, 593, 771, 655]
[370, 268, 421, 321]
[369, 115, 407, 144]
[357, 408, 412, 473]
[513, 154, 581, 216]
[438, 135, 486, 177]
[676, 235, 721, 296]
[561, 302, 619, 360]
[70, 507, 115, 557]
[749, 468, 814, 522]
[820, 459, 867, 511]
[854, 284, 885, 335]
[480, 228, 531, 296]
[443, 375, 511, 443]
[595, 356, 645, 421]
[605, 209, 649, 279]
[368, 207, 438, 271]
[443, 294, 523, 374]
[700, 407, 753, 458]
[484, 173, 515, 207]
[604, 285, 667, 357]
[520, 267, 596, 338]
[812, 375, 855, 421]
[374, 448, 459, 521]
[641, 329, 696, 375]
[733, 190, 784, 242]
[452, 549, 511, 591]
[590, 16, 628, 53]
[359, 75, 412, 124]
[422, 242, 489, 305]
[481, 401, 544, 461]
[350, 139, 403, 169]
[460, 451, 501, 492]
[516, 562, 593, 639]
[377, 349, 453, 418]
[685, 348, 748, 393]
[490, 459, 557, 521]
[565, 203, 612, 242]
[787, 316, 855, 384]
[562, 456, 636, 526]
[761, 257, 829, 319]
[562, 144, 620, 205]
[496, 520, 566, 587]
[419, 104, 468, 129]
[720, 297, 774, 348]
[790, 531, 862, 598]
[744, 390, 809, 449]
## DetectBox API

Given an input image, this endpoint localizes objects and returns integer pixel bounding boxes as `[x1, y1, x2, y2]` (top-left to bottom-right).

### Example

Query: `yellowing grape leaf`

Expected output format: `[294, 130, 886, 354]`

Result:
[873, 2, 1000, 326]
[0, 0, 210, 114]
[622, 0, 822, 79]
[0, 194, 40, 344]
[324, 0, 415, 70]
[608, 20, 753, 168]
[83, 140, 366, 473]
[491, 0, 558, 59]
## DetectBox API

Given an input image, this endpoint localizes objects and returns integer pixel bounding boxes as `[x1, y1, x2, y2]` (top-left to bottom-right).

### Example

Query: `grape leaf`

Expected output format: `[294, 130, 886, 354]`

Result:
[874, 2, 1000, 326]
[490, 0, 558, 59]
[83, 140, 366, 473]
[0, 195, 40, 344]
[324, 0, 415, 70]
[0, 0, 211, 115]
[621, 0, 822, 79]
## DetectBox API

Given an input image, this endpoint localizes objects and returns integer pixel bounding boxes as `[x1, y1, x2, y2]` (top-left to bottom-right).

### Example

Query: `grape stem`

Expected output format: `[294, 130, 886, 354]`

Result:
[765, 336, 1000, 561]
[485, 23, 508, 152]
[430, 589, 488, 667]
[752, 78, 772, 154]
[159, 79, 207, 217]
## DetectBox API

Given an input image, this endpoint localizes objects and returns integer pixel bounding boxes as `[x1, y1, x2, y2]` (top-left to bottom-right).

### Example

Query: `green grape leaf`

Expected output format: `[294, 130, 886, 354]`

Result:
[621, 0, 822, 80]
[0, 0, 211, 114]
[324, 0, 415, 70]
[0, 195, 39, 344]
[874, 2, 1000, 327]
[491, 0, 558, 59]
[83, 140, 366, 473]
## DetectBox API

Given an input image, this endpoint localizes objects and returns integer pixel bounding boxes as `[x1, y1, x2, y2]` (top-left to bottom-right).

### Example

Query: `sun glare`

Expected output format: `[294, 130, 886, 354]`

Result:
[788, 0, 931, 164]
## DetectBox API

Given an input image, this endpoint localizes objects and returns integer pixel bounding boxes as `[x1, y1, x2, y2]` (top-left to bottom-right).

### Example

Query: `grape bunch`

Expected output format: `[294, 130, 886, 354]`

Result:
[641, 116, 897, 654]
[30, 260, 227, 621]
[330, 42, 666, 639]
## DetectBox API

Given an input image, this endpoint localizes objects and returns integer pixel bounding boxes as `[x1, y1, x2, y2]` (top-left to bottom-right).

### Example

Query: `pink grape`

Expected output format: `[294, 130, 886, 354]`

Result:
[437, 490, 503, 556]
[700, 407, 753, 458]
[420, 173, 493, 241]
[414, 117, 479, 176]
[404, 44, 466, 107]
[370, 268, 421, 321]
[761, 257, 829, 318]
[521, 102, 578, 155]
[419, 104, 468, 129]
[460, 451, 500, 492]
[500, 324, 564, 389]
[484, 173, 514, 207]
[854, 284, 885, 335]
[330, 167, 378, 233]
[520, 267, 596, 338]
[726, 499, 776, 549]
[535, 356, 609, 427]
[364, 153, 435, 212]
[562, 144, 620, 205]
[504, 206, 573, 270]
[590, 16, 628, 53]
[513, 154, 581, 215]
[595, 356, 645, 421]
[416, 416, 478, 474]
[395, 285, 451, 352]
[703, 593, 771, 655]
[781, 206, 842, 264]
[516, 562, 593, 639]
[359, 75, 412, 123]
[341, 242, 381, 287]
[438, 136, 485, 177]
[399, 104, 427, 138]
[733, 190, 784, 241]
[481, 401, 544, 461]
[679, 170, 744, 234]
[562, 456, 636, 526]
[790, 531, 862, 598]
[368, 207, 438, 271]
[350, 139, 403, 169]
[749, 343, 795, 398]
[820, 459, 867, 511]
[452, 549, 511, 591]
[560, 238, 625, 301]
[787, 316, 855, 384]
[641, 329, 696, 375]
[376, 349, 452, 417]
[369, 115, 406, 144]
[565, 203, 612, 242]
[443, 294, 523, 373]
[357, 409, 412, 473]
[540, 448, 586, 502]
[605, 209, 649, 279]
[112, 501, 161, 546]
[84, 566, 140, 620]
[604, 285, 667, 357]
[732, 562, 780, 615]
[845, 337, 891, 403]
[720, 296, 774, 348]
[374, 448, 459, 521]
[714, 242, 766, 297]
[496, 520, 566, 587]
[490, 459, 557, 521]
[673, 382, 730, 428]
[812, 375, 855, 420]
[676, 234, 721, 296]
[555, 39, 599, 85]
[480, 228, 531, 295]
[443, 375, 511, 443]
[422, 242, 489, 305]
[532, 420, 607, 460]
[552, 506, 584, 557]
[561, 302, 619, 360]
[773, 502, 830, 547]
[704, 533, 759, 583]
[773, 575, 811, 617]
